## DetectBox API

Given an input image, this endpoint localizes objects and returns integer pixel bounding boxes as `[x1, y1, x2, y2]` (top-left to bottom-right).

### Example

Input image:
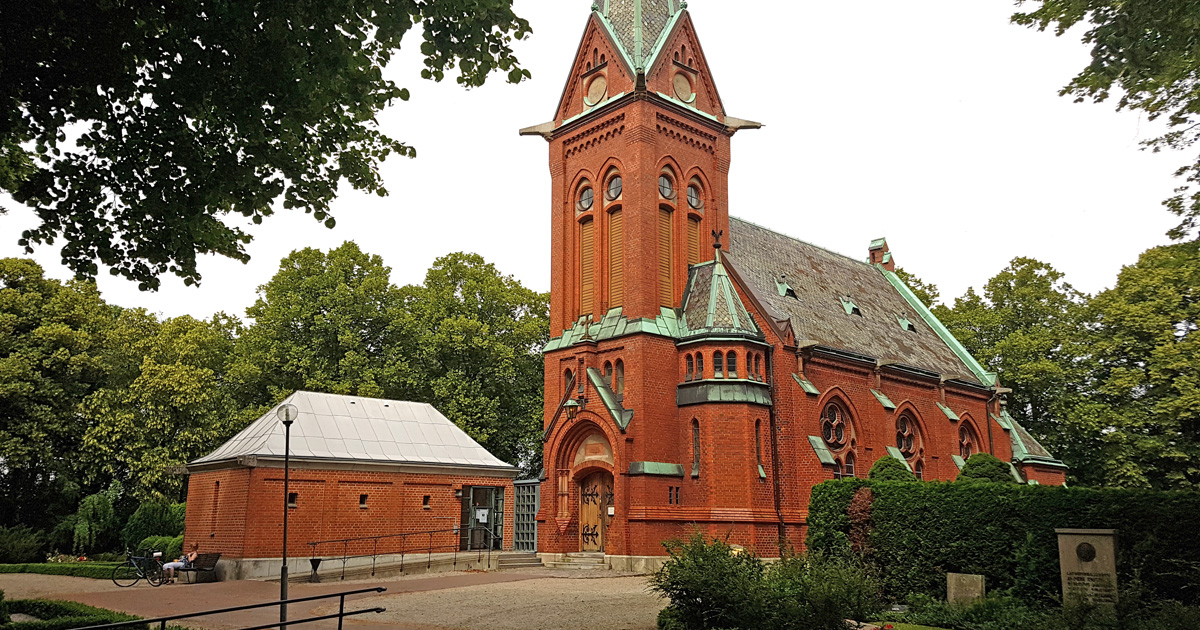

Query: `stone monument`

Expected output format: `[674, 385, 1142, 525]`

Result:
[947, 573, 986, 603]
[1056, 529, 1118, 605]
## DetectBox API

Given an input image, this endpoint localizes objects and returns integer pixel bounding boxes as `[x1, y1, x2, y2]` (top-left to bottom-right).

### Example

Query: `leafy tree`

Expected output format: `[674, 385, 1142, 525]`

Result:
[955, 453, 1018, 484]
[81, 312, 243, 502]
[121, 501, 186, 550]
[401, 252, 548, 473]
[895, 267, 940, 307]
[1079, 240, 1200, 489]
[0, 525, 45, 563]
[73, 480, 121, 554]
[1, 1, 532, 289]
[0, 258, 112, 530]
[933, 258, 1089, 456]
[868, 457, 917, 481]
[234, 242, 412, 407]
[1011, 1, 1200, 239]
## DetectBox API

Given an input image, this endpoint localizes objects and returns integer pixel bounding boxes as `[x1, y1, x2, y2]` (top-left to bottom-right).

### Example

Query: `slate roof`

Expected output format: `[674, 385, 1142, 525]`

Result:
[600, 0, 681, 71]
[726, 217, 985, 385]
[190, 391, 516, 473]
[680, 253, 763, 340]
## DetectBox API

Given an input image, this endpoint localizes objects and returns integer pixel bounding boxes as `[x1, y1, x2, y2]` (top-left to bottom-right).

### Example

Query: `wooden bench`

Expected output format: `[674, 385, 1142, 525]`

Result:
[178, 553, 221, 583]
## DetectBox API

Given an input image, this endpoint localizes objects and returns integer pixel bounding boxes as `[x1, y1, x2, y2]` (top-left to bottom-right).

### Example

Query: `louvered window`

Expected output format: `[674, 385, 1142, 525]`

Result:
[687, 217, 701, 265]
[609, 210, 624, 308]
[580, 219, 594, 317]
[658, 209, 673, 306]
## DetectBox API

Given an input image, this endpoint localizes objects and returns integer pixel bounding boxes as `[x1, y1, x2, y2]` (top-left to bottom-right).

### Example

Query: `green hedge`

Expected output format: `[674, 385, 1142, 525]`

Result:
[136, 535, 182, 560]
[0, 563, 121, 580]
[1, 599, 146, 630]
[807, 480, 1200, 605]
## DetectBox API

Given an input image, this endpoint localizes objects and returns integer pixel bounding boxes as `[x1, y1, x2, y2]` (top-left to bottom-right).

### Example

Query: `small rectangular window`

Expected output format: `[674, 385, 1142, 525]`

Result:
[422, 495, 431, 509]
[287, 492, 298, 508]
[359, 494, 369, 508]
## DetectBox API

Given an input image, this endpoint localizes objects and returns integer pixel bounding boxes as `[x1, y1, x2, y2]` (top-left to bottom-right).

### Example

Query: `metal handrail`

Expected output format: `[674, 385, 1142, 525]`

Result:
[306, 526, 496, 581]
[76, 587, 387, 630]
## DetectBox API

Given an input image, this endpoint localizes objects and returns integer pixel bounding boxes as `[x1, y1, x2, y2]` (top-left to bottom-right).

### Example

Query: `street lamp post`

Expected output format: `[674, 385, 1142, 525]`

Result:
[276, 403, 298, 628]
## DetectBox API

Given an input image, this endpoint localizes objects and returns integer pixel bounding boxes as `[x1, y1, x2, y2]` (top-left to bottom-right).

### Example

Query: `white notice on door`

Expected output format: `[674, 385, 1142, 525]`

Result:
[475, 508, 489, 524]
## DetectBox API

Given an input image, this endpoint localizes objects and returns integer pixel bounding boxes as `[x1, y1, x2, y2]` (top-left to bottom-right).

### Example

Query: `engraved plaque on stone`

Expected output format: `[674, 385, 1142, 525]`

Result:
[1056, 528, 1118, 606]
[947, 573, 986, 603]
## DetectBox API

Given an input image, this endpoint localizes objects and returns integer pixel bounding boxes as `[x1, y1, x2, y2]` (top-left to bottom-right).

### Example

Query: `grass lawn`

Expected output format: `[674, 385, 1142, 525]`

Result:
[871, 623, 951, 630]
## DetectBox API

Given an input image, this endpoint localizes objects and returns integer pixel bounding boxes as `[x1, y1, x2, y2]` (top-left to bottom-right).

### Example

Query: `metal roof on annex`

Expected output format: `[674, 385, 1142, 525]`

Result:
[189, 391, 516, 474]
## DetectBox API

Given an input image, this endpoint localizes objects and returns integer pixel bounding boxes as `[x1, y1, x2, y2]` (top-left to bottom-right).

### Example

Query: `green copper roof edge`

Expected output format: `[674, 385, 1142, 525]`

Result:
[587, 367, 633, 432]
[718, 267, 743, 330]
[653, 92, 721, 123]
[807, 436, 836, 465]
[792, 374, 820, 395]
[886, 446, 914, 472]
[629, 461, 685, 477]
[594, 13, 639, 76]
[870, 389, 897, 410]
[877, 265, 996, 386]
[951, 454, 966, 470]
[936, 402, 960, 421]
[560, 91, 630, 128]
[675, 334, 769, 347]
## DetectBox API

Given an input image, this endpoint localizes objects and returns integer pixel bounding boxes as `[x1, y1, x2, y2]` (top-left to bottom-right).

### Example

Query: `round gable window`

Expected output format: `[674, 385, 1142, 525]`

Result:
[584, 75, 608, 107]
[578, 187, 594, 211]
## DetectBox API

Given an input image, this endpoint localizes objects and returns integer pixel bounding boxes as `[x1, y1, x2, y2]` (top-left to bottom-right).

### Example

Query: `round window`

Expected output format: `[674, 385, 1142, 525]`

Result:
[822, 404, 848, 449]
[659, 175, 674, 199]
[607, 176, 623, 200]
[687, 185, 702, 210]
[897, 415, 917, 456]
[579, 187, 594, 211]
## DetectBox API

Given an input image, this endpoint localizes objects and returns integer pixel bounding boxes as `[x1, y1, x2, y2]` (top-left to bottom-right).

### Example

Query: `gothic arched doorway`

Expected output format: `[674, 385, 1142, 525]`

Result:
[579, 470, 613, 552]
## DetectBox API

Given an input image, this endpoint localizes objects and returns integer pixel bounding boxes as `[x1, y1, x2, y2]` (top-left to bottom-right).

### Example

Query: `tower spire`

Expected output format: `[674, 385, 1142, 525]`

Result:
[600, 0, 682, 72]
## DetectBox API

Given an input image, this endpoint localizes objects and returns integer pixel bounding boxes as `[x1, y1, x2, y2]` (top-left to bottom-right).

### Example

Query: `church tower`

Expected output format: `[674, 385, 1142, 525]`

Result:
[523, 0, 766, 563]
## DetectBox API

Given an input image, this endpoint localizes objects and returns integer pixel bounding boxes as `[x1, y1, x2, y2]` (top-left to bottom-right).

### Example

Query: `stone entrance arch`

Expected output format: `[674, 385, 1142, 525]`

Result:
[549, 420, 617, 552]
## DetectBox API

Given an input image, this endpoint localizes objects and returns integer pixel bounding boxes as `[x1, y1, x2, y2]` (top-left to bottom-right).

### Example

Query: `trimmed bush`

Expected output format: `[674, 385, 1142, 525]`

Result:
[137, 535, 182, 560]
[807, 480, 1200, 605]
[869, 456, 917, 481]
[0, 589, 8, 625]
[955, 454, 1017, 484]
[0, 527, 44, 564]
[121, 502, 185, 549]
[649, 531, 881, 630]
[880, 593, 1200, 630]
[3, 599, 147, 630]
[0, 563, 121, 580]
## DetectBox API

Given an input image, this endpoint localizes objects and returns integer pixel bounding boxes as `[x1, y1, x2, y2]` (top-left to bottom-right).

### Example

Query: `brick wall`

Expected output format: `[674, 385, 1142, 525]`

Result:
[184, 467, 514, 559]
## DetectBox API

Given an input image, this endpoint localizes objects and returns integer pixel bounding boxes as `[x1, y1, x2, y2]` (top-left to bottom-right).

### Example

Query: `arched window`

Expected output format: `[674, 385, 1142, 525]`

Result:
[755, 355, 763, 380]
[713, 351, 724, 378]
[755, 420, 764, 470]
[845, 452, 857, 478]
[606, 169, 625, 309]
[564, 369, 574, 394]
[896, 413, 920, 459]
[579, 218, 594, 317]
[614, 360, 625, 395]
[821, 403, 850, 450]
[685, 355, 694, 382]
[603, 361, 613, 386]
[914, 460, 925, 481]
[960, 424, 978, 460]
[692, 420, 701, 476]
[695, 353, 704, 379]
[727, 352, 738, 379]
[832, 459, 844, 480]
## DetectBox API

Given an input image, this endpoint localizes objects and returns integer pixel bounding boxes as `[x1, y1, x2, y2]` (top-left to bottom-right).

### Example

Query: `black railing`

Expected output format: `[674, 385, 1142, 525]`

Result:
[306, 526, 496, 581]
[76, 587, 387, 630]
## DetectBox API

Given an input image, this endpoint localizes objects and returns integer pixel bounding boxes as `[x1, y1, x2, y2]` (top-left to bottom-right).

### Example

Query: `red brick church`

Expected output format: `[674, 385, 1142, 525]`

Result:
[525, 0, 1066, 569]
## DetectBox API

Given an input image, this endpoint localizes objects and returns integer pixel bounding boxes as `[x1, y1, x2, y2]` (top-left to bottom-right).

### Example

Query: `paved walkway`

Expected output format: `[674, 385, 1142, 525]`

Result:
[0, 569, 665, 630]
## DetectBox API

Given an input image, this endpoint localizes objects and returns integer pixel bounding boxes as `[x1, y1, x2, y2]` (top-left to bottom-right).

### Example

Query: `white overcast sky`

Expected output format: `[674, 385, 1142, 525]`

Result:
[0, 1, 1183, 321]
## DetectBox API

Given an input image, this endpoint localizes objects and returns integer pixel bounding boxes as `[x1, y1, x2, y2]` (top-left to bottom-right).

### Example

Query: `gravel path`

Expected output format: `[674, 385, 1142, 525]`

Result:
[0, 573, 144, 598]
[329, 575, 665, 630]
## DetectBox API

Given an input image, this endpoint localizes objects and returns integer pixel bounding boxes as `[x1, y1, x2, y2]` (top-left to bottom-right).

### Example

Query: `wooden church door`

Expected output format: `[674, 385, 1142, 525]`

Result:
[579, 471, 613, 552]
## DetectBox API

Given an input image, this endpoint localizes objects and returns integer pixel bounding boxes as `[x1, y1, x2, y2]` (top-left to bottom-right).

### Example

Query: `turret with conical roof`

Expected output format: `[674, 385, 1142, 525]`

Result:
[597, 0, 684, 73]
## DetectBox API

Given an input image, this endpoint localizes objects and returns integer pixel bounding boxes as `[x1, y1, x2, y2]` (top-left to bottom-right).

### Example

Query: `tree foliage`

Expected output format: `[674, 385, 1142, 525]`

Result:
[895, 267, 940, 307]
[0, 0, 531, 289]
[1012, 1, 1200, 240]
[956, 453, 1018, 484]
[868, 457, 917, 481]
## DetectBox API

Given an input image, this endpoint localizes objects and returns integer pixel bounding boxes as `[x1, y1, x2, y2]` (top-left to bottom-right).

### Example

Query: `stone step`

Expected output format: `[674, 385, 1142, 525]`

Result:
[544, 561, 609, 570]
[564, 552, 606, 559]
[498, 560, 545, 568]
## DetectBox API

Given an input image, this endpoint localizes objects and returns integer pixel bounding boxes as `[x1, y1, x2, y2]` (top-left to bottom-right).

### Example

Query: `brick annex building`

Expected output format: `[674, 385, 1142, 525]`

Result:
[525, 0, 1066, 569]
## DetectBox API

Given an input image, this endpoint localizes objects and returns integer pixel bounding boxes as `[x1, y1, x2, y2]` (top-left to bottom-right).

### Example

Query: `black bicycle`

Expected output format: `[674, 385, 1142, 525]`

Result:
[111, 549, 164, 587]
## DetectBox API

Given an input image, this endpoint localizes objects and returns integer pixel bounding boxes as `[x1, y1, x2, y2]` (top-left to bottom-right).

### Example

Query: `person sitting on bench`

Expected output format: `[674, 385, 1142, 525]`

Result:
[163, 543, 199, 584]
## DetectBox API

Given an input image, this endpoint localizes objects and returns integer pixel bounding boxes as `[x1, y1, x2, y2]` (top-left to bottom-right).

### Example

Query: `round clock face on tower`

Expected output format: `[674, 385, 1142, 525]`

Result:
[673, 72, 695, 103]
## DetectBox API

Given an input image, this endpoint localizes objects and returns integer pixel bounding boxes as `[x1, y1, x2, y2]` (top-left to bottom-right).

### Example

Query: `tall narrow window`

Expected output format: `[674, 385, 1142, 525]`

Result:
[833, 459, 844, 480]
[755, 355, 762, 380]
[603, 361, 613, 386]
[580, 219, 595, 317]
[564, 369, 574, 395]
[609, 210, 624, 308]
[713, 352, 724, 378]
[692, 420, 701, 476]
[695, 353, 704, 379]
[685, 355, 694, 381]
[658, 208, 673, 307]
[688, 217, 702, 265]
[915, 460, 925, 481]
[727, 352, 738, 379]
[614, 360, 625, 395]
[845, 452, 856, 478]
[211, 481, 221, 531]
[755, 420, 763, 469]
